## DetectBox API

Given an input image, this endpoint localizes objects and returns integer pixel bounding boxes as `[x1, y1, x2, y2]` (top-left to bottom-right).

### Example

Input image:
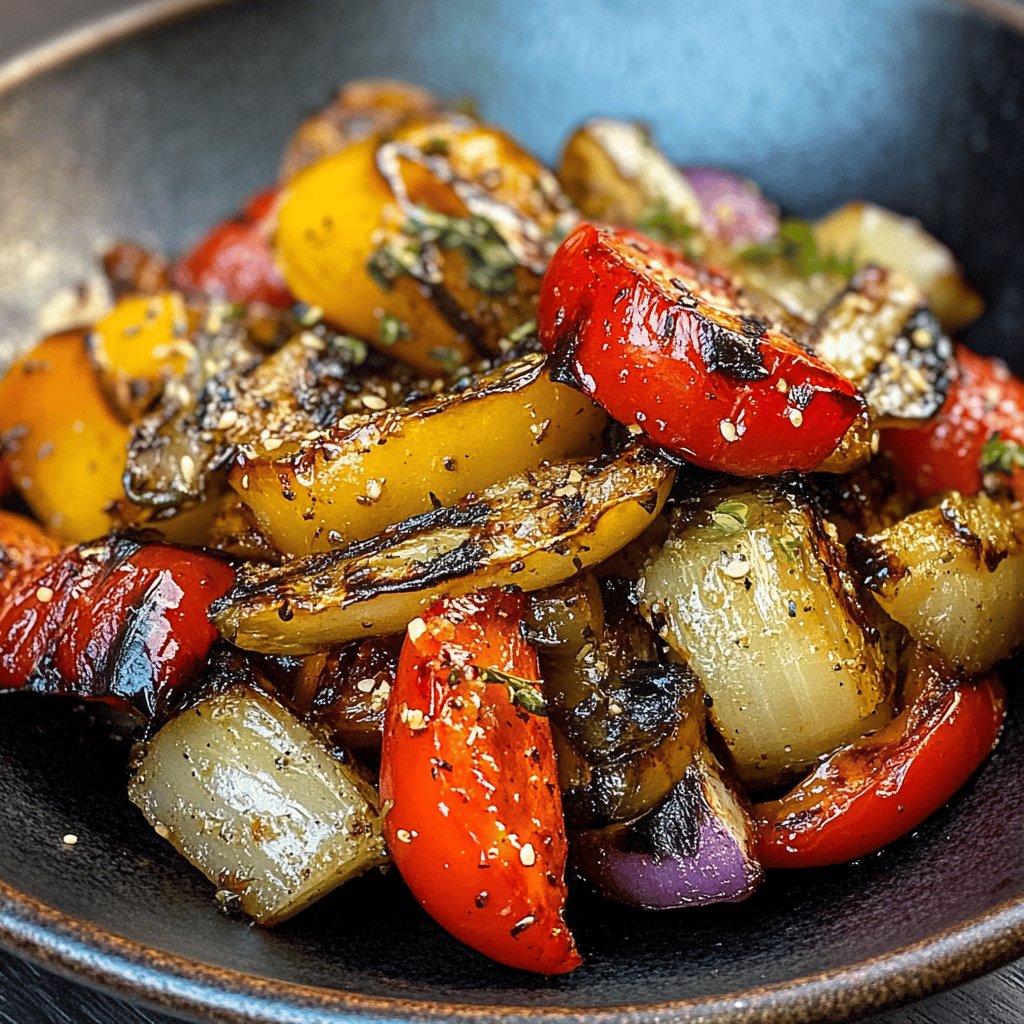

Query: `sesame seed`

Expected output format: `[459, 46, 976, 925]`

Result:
[154, 823, 171, 839]
[365, 478, 383, 501]
[720, 419, 738, 442]
[356, 678, 377, 693]
[408, 617, 427, 644]
[61, 833, 78, 846]
[395, 829, 414, 844]
[361, 394, 388, 411]
[519, 843, 536, 867]
[35, 586, 53, 603]
[403, 707, 427, 732]
[788, 408, 804, 428]
[721, 556, 749, 579]
[263, 438, 283, 451]
[911, 327, 933, 349]
[216, 409, 239, 430]
[607, 702, 623, 716]
[179, 455, 197, 485]
[240, 474, 250, 490]
[776, 379, 789, 393]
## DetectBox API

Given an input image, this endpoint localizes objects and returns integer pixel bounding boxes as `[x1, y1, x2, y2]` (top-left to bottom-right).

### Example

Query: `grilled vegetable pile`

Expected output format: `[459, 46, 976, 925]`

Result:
[0, 81, 1016, 976]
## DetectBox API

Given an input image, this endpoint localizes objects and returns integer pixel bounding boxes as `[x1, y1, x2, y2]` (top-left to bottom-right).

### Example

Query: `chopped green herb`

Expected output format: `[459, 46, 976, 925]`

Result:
[367, 205, 519, 296]
[449, 664, 548, 716]
[331, 333, 369, 366]
[636, 199, 697, 251]
[981, 433, 1024, 475]
[379, 314, 411, 347]
[710, 499, 749, 536]
[477, 666, 549, 717]
[428, 346, 465, 375]
[740, 218, 856, 280]
[773, 535, 802, 560]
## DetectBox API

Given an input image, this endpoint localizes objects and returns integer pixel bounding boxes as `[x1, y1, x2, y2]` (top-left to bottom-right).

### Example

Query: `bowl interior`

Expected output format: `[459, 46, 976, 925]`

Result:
[0, 0, 1023, 1018]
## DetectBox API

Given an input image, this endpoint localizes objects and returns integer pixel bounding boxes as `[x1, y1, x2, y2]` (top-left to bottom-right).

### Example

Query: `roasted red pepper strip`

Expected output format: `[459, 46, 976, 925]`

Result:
[0, 536, 235, 718]
[537, 222, 864, 476]
[754, 672, 1005, 869]
[379, 589, 581, 975]
[882, 344, 1024, 498]
[173, 186, 293, 308]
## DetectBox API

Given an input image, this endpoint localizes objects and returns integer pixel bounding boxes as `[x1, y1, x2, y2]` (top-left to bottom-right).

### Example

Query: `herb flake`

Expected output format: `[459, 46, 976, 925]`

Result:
[981, 433, 1024, 475]
[379, 314, 411, 347]
[636, 199, 697, 253]
[710, 499, 749, 536]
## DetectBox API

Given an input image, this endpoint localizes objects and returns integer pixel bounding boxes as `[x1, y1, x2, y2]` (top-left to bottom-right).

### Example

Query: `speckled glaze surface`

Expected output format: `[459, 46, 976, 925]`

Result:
[0, 2, 1023, 1022]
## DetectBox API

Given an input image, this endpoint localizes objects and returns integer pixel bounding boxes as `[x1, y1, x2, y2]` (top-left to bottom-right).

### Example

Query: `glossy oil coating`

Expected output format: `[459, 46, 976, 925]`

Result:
[0, 1, 1023, 1022]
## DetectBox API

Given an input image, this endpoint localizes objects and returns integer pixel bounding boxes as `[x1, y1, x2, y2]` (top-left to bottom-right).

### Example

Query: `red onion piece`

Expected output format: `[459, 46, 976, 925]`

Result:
[682, 166, 779, 247]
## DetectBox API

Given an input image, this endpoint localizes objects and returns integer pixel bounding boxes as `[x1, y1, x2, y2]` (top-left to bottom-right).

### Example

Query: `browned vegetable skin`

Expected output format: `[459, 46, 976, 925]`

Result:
[849, 491, 1024, 674]
[215, 444, 674, 654]
[528, 575, 704, 828]
[231, 353, 607, 553]
[640, 481, 893, 789]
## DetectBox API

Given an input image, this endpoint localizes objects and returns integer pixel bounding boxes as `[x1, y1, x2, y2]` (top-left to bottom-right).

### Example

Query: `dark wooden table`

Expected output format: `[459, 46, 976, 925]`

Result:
[1, 1, 1023, 1021]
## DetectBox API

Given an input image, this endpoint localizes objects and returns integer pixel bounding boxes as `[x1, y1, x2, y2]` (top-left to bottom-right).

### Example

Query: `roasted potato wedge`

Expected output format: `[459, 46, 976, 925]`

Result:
[216, 445, 674, 654]
[129, 683, 385, 925]
[232, 353, 607, 553]
[276, 115, 574, 375]
[806, 265, 953, 426]
[814, 201, 984, 332]
[280, 79, 439, 181]
[850, 491, 1024, 674]
[558, 119, 702, 245]
[640, 482, 892, 789]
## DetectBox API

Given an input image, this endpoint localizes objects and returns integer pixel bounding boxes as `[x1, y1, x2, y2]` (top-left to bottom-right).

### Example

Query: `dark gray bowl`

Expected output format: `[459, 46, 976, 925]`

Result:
[0, 1, 1023, 1021]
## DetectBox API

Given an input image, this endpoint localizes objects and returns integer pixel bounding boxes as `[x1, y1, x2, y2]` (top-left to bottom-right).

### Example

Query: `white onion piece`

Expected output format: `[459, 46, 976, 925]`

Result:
[129, 686, 385, 924]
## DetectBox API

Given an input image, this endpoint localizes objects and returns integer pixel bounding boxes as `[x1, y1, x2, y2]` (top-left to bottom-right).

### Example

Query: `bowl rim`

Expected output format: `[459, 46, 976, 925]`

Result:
[2, 1, 1024, 1021]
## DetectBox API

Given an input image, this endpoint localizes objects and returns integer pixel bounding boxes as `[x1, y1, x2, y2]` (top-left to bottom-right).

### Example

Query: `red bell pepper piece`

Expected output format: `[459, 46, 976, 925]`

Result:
[537, 222, 864, 476]
[379, 589, 581, 975]
[173, 186, 293, 308]
[0, 536, 235, 718]
[882, 344, 1024, 499]
[754, 666, 1005, 869]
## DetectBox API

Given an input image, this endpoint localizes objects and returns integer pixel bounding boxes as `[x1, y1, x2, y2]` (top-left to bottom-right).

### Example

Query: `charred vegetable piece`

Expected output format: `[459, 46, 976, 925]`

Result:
[558, 119, 702, 248]
[204, 499, 281, 563]
[538, 223, 865, 476]
[232, 353, 607, 553]
[882, 345, 1024, 500]
[380, 589, 581, 975]
[280, 79, 439, 181]
[129, 683, 385, 924]
[276, 115, 574, 375]
[173, 187, 294, 308]
[215, 444, 673, 654]
[756, 650, 1005, 868]
[573, 746, 763, 908]
[805, 265, 952, 426]
[803, 460, 912, 545]
[294, 635, 402, 751]
[0, 537, 234, 719]
[86, 293, 192, 422]
[681, 166, 779, 247]
[528, 576, 703, 828]
[640, 482, 891, 789]
[0, 330, 132, 541]
[814, 201, 983, 332]
[849, 491, 1024, 674]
